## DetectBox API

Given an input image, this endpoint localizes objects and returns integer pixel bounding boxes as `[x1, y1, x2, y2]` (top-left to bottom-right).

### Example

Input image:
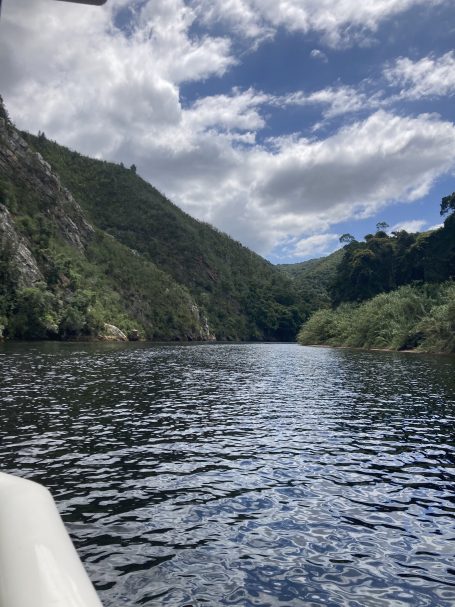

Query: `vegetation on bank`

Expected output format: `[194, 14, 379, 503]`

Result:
[298, 193, 455, 353]
[298, 282, 455, 353]
[332, 212, 455, 305]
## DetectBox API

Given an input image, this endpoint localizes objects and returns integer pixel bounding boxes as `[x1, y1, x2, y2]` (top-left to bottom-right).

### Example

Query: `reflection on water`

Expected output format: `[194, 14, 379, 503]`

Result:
[1, 342, 455, 606]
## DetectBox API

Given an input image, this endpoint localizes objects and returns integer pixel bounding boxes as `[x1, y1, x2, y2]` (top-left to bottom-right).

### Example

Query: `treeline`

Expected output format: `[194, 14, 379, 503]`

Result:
[333, 201, 455, 304]
[297, 192, 455, 353]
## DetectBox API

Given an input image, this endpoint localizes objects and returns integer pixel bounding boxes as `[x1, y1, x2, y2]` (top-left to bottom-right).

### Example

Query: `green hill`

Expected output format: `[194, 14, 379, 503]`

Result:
[22, 131, 303, 341]
[278, 249, 343, 318]
[0, 97, 303, 341]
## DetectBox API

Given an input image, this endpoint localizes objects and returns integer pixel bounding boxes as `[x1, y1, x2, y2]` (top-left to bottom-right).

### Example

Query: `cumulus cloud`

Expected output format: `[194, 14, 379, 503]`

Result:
[287, 234, 340, 259]
[390, 219, 428, 233]
[254, 111, 455, 216]
[384, 51, 455, 99]
[1, 0, 234, 155]
[156, 110, 455, 255]
[192, 0, 450, 47]
[1, 0, 455, 260]
[183, 88, 270, 135]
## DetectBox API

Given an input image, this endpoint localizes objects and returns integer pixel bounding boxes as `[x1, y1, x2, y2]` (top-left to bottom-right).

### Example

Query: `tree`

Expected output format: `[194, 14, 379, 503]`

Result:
[339, 233, 355, 245]
[441, 192, 455, 216]
[376, 221, 389, 232]
[130, 164, 137, 174]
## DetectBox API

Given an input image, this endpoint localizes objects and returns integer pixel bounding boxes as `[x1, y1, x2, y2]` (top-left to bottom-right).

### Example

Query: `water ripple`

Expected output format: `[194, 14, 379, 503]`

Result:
[1, 342, 454, 606]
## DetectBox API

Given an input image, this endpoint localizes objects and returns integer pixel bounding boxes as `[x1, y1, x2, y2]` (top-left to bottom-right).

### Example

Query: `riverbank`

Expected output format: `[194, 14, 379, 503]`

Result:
[298, 282, 455, 355]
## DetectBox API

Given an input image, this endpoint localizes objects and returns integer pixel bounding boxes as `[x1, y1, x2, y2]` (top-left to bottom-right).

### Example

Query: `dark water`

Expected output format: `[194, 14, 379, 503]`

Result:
[1, 342, 455, 607]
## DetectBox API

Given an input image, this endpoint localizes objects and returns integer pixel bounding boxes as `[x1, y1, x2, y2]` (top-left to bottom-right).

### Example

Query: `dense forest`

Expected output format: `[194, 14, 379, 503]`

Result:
[0, 98, 303, 341]
[297, 193, 455, 353]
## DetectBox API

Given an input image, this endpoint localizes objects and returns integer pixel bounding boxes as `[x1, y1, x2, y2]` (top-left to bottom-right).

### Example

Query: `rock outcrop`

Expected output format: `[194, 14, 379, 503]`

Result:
[190, 303, 216, 341]
[101, 323, 128, 342]
[0, 203, 43, 287]
[0, 101, 94, 252]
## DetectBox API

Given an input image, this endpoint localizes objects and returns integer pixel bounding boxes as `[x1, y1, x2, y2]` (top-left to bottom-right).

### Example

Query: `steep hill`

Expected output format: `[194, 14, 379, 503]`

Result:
[0, 97, 302, 341]
[0, 101, 212, 341]
[278, 249, 343, 317]
[23, 131, 302, 340]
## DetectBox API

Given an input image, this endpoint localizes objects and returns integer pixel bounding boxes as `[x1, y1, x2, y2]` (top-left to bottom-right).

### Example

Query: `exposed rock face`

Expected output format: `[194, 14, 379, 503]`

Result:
[0, 103, 94, 251]
[102, 323, 128, 342]
[190, 304, 216, 341]
[0, 203, 43, 287]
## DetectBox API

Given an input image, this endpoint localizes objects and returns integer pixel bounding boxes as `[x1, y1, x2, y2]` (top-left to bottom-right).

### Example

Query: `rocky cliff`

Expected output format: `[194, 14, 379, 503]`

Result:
[0, 104, 93, 255]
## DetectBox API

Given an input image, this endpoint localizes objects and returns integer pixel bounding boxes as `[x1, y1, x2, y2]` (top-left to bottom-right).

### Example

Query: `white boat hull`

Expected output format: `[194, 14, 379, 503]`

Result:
[0, 472, 103, 607]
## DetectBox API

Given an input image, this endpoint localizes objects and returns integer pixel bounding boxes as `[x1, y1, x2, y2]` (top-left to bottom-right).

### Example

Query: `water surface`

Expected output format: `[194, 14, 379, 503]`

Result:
[1, 342, 454, 606]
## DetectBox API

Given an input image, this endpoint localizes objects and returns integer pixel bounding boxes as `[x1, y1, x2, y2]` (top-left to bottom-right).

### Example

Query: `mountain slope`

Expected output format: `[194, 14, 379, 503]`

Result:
[0, 100, 216, 340]
[278, 249, 343, 317]
[24, 131, 303, 340]
[0, 97, 303, 341]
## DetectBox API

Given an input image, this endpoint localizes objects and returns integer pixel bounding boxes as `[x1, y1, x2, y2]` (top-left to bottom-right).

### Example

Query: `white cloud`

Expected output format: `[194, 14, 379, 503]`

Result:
[1, 0, 234, 156]
[287, 234, 340, 259]
[150, 110, 455, 254]
[310, 49, 328, 63]
[385, 51, 455, 99]
[1, 0, 455, 259]
[276, 51, 455, 122]
[280, 86, 371, 118]
[253, 111, 455, 218]
[183, 88, 270, 134]
[192, 0, 449, 47]
[390, 219, 428, 233]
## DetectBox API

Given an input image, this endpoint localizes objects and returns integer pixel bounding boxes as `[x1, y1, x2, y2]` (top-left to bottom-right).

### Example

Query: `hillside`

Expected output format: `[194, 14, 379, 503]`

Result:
[23, 131, 303, 341]
[0, 97, 303, 341]
[0, 101, 214, 341]
[278, 249, 343, 317]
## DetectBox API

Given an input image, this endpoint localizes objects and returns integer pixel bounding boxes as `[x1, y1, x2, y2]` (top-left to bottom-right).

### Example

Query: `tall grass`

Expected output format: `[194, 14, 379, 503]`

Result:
[298, 282, 455, 353]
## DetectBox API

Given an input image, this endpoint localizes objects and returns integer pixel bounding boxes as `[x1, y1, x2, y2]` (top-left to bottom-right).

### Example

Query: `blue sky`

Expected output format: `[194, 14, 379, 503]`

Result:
[2, 0, 455, 262]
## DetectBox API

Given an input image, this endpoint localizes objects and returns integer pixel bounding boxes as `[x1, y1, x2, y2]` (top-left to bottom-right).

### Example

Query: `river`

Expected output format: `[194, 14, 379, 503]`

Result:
[1, 342, 454, 606]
